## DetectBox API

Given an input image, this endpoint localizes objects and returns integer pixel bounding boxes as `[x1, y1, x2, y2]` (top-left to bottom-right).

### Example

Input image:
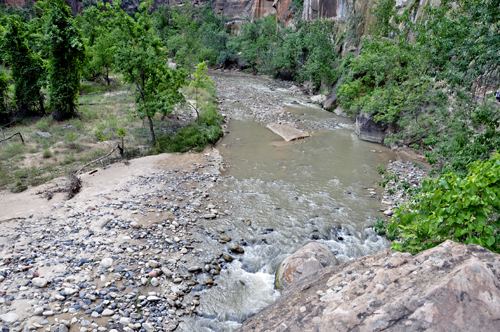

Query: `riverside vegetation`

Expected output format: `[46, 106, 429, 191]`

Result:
[0, 0, 223, 192]
[1, 0, 500, 255]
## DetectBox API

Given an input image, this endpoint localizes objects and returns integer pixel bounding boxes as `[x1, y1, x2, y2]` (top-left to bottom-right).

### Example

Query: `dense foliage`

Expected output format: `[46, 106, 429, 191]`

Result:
[337, 0, 500, 176]
[388, 154, 500, 254]
[2, 19, 46, 116]
[44, 0, 85, 120]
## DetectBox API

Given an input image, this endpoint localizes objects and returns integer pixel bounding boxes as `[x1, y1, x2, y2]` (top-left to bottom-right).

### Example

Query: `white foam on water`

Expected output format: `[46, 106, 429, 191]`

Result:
[180, 260, 279, 331]
[319, 227, 389, 263]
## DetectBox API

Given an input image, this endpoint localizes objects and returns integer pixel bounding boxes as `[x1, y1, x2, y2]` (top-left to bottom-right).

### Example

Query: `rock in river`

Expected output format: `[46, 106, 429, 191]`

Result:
[275, 242, 338, 289]
[230, 245, 245, 254]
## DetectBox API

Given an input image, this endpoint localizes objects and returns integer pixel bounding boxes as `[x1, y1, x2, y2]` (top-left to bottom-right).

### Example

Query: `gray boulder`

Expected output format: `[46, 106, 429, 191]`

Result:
[355, 112, 388, 143]
[275, 242, 338, 290]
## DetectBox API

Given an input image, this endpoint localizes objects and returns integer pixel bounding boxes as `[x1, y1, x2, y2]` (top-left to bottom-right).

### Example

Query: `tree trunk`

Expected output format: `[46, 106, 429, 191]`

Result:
[39, 95, 45, 114]
[147, 115, 156, 145]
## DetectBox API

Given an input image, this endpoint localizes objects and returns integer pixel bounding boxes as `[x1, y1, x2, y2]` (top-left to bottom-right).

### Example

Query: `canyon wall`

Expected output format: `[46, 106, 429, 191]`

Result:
[3, 0, 441, 36]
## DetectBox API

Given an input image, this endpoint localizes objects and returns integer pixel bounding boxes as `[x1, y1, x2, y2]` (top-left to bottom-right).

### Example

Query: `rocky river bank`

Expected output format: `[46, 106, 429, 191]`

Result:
[0, 151, 247, 332]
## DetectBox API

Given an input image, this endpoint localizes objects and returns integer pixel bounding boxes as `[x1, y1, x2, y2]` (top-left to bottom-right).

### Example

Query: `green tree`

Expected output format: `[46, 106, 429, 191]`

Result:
[112, 2, 187, 145]
[2, 19, 46, 116]
[44, 0, 85, 120]
[189, 62, 215, 123]
[77, 2, 115, 83]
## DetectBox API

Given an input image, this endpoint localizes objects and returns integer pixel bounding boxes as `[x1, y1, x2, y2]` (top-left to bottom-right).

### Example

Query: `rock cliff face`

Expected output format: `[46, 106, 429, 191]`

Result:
[239, 240, 500, 332]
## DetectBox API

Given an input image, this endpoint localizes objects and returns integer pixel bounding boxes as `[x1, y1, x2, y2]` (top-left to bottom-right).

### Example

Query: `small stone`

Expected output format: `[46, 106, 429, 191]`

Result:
[161, 267, 173, 278]
[58, 324, 69, 332]
[219, 235, 231, 243]
[0, 313, 18, 324]
[101, 309, 114, 316]
[148, 260, 159, 268]
[36, 132, 51, 138]
[100, 258, 114, 269]
[42, 311, 54, 316]
[300, 306, 306, 313]
[150, 278, 159, 287]
[187, 266, 202, 273]
[230, 245, 244, 254]
[119, 317, 131, 325]
[81, 320, 91, 327]
[148, 270, 160, 278]
[130, 221, 140, 229]
[142, 323, 154, 332]
[223, 254, 233, 262]
[383, 209, 394, 216]
[64, 288, 77, 295]
[147, 296, 160, 301]
[203, 214, 216, 219]
[33, 307, 44, 316]
[32, 278, 48, 288]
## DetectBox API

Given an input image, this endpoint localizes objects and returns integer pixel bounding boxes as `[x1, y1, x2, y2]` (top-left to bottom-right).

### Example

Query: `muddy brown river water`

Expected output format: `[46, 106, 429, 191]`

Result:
[180, 72, 395, 331]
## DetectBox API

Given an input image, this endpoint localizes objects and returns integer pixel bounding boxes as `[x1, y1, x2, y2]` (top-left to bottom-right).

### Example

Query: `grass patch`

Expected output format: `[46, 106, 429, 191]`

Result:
[0, 76, 221, 192]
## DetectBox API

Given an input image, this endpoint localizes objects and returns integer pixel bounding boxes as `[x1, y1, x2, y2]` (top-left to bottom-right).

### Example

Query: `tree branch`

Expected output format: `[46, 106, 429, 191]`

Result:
[0, 132, 24, 144]
[76, 145, 120, 175]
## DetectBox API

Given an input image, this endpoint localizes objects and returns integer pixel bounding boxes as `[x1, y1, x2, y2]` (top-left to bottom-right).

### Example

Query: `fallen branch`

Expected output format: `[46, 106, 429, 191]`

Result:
[76, 145, 119, 175]
[0, 132, 24, 144]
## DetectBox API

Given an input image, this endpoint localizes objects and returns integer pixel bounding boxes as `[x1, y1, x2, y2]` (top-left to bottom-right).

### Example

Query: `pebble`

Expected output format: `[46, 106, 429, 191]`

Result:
[230, 245, 245, 253]
[148, 260, 159, 268]
[101, 309, 114, 316]
[100, 258, 114, 269]
[0, 313, 18, 324]
[223, 254, 234, 262]
[150, 277, 159, 287]
[32, 278, 48, 288]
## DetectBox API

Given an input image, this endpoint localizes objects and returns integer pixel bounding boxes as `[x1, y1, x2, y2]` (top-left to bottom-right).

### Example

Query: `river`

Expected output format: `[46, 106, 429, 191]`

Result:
[179, 72, 395, 331]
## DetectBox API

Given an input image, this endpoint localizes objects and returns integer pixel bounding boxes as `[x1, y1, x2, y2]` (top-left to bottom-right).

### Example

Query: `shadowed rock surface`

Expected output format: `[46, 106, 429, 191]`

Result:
[238, 240, 500, 332]
[355, 112, 388, 143]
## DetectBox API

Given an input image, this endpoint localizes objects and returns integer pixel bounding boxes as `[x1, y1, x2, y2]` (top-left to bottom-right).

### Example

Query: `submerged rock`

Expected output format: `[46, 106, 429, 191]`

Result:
[275, 242, 338, 290]
[240, 241, 500, 332]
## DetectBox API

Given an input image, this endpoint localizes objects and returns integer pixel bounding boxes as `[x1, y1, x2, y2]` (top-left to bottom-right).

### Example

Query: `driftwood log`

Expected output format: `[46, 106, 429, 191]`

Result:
[76, 144, 121, 175]
[0, 132, 24, 144]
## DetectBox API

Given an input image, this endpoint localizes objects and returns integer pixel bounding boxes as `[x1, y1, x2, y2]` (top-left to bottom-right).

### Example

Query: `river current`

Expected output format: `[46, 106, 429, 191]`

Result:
[179, 72, 394, 331]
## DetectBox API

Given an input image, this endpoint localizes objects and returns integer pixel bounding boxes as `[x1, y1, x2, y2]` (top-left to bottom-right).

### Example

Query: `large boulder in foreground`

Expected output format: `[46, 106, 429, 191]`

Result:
[240, 240, 500, 332]
[275, 242, 338, 289]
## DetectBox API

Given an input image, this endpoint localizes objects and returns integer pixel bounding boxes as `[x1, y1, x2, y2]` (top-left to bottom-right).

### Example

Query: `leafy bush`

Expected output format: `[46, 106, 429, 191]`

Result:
[388, 153, 500, 254]
[156, 103, 223, 153]
[42, 149, 52, 158]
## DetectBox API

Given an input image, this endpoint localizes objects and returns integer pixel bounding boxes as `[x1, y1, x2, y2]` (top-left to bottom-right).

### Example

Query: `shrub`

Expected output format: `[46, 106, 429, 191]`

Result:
[42, 149, 52, 158]
[36, 116, 52, 132]
[388, 153, 500, 254]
